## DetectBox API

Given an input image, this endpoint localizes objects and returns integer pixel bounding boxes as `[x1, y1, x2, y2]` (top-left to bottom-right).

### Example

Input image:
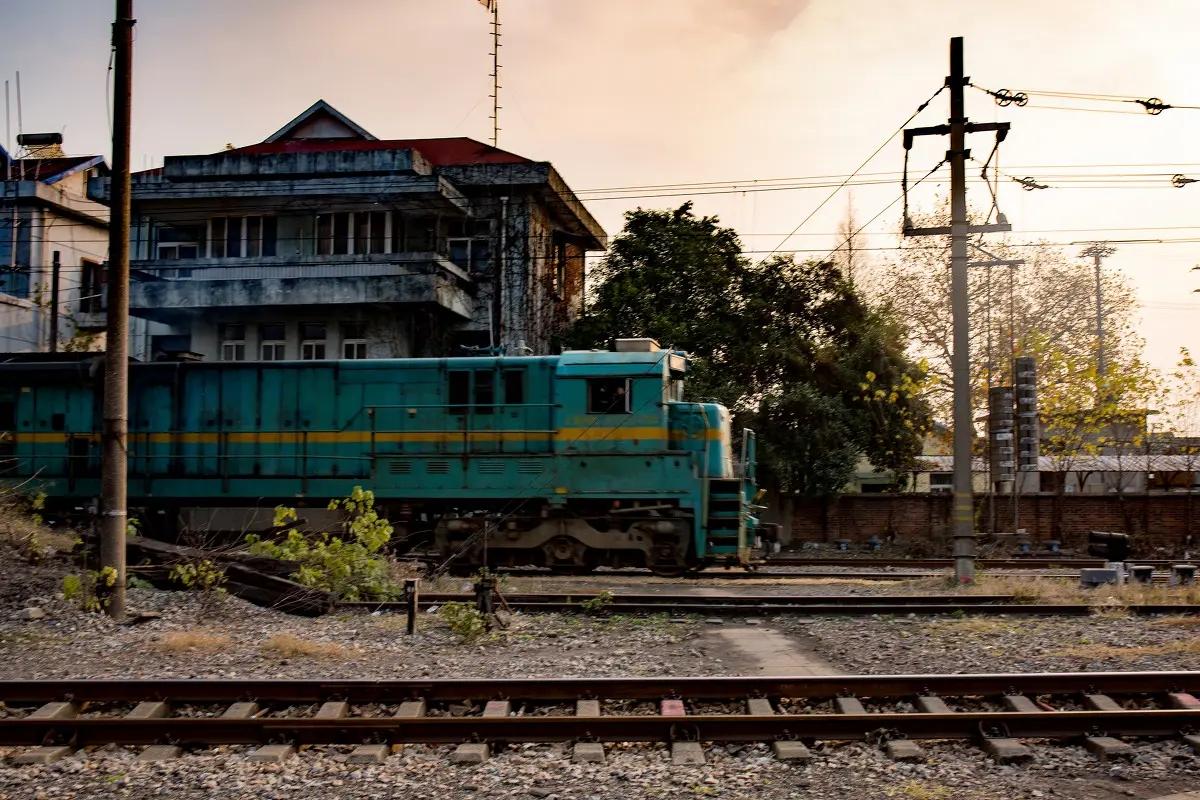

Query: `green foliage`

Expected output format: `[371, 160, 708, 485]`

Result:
[61, 567, 117, 613]
[246, 486, 397, 601]
[569, 203, 931, 495]
[439, 601, 487, 642]
[169, 559, 226, 594]
[580, 590, 614, 614]
[126, 575, 156, 591]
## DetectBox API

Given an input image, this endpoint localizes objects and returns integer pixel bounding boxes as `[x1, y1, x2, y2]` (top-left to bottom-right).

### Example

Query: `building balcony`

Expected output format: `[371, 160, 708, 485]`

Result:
[128, 253, 475, 322]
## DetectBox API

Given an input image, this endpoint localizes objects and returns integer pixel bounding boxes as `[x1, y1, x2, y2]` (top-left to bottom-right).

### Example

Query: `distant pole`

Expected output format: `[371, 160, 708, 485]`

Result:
[1080, 242, 1115, 392]
[101, 0, 134, 621]
[48, 250, 60, 352]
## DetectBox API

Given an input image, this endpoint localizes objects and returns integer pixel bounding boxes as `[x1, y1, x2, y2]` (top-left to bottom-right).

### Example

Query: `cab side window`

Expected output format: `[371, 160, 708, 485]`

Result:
[587, 378, 631, 414]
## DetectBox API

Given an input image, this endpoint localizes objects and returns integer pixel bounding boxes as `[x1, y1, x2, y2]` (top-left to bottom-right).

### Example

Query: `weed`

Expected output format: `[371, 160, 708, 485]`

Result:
[169, 559, 226, 602]
[439, 601, 487, 643]
[61, 567, 118, 613]
[580, 590, 614, 615]
[260, 633, 350, 659]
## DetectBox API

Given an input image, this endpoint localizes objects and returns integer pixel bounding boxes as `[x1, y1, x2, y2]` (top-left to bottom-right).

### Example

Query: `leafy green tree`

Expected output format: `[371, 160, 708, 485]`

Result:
[570, 203, 931, 496]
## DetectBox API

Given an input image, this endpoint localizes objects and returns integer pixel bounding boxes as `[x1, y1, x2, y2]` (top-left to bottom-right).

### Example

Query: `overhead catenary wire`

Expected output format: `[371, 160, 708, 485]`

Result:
[757, 84, 947, 262]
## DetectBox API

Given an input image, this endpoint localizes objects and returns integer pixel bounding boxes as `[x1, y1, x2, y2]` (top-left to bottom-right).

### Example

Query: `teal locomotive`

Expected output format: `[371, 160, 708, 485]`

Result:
[0, 339, 758, 574]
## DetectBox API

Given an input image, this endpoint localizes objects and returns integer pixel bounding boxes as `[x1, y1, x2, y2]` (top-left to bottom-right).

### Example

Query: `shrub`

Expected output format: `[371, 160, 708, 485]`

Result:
[439, 601, 487, 642]
[61, 567, 118, 613]
[246, 487, 397, 601]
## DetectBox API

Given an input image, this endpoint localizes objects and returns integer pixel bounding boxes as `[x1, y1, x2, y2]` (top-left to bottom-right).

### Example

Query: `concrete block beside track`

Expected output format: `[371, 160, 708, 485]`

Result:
[247, 744, 296, 764]
[1085, 736, 1134, 760]
[671, 741, 705, 765]
[573, 742, 606, 763]
[772, 741, 812, 762]
[10, 746, 74, 765]
[885, 739, 925, 762]
[138, 745, 183, 762]
[983, 738, 1033, 763]
[451, 743, 490, 764]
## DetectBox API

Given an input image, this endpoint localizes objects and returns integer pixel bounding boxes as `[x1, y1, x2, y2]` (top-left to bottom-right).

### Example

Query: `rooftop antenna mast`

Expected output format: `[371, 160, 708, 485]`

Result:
[488, 0, 501, 147]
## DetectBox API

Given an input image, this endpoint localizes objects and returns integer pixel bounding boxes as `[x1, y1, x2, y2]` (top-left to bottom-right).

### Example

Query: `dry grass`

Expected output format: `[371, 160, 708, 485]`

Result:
[260, 633, 351, 660]
[0, 500, 75, 554]
[1151, 615, 1200, 627]
[1058, 638, 1200, 660]
[912, 573, 1200, 607]
[922, 617, 1020, 636]
[154, 630, 233, 653]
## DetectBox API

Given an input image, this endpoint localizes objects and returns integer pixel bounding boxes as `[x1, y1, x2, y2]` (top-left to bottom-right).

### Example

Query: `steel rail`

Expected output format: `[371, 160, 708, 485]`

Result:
[766, 557, 1188, 569]
[351, 593, 1017, 608]
[341, 595, 1200, 616]
[3, 672, 1197, 704]
[494, 568, 1086, 580]
[4, 710, 1200, 747]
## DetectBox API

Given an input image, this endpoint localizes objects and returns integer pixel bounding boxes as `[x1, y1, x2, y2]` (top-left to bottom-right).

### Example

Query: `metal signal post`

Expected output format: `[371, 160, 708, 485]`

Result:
[904, 37, 1012, 584]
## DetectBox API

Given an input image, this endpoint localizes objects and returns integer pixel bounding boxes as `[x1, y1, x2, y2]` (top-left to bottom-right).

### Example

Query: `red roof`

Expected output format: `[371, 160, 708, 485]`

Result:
[8, 156, 101, 182]
[219, 137, 532, 166]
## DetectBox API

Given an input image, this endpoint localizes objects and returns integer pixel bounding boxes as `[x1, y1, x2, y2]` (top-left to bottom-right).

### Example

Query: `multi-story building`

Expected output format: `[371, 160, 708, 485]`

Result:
[1, 135, 110, 352]
[88, 100, 607, 361]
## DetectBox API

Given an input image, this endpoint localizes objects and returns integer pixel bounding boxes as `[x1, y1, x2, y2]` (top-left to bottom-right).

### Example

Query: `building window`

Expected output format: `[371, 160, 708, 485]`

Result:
[260, 323, 286, 361]
[300, 322, 326, 360]
[552, 239, 568, 297]
[209, 216, 275, 258]
[318, 211, 390, 256]
[587, 378, 631, 414]
[219, 323, 246, 361]
[155, 222, 204, 260]
[447, 219, 493, 273]
[80, 260, 105, 312]
[342, 321, 367, 359]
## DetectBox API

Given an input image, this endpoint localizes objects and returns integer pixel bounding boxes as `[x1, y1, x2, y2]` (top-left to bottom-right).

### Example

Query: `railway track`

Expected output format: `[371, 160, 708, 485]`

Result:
[341, 592, 1200, 617]
[765, 557, 1189, 569]
[4, 673, 1200, 765]
[493, 567, 1091, 581]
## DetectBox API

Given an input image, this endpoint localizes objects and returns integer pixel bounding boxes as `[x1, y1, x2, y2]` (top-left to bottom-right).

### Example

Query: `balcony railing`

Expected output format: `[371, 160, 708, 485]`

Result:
[131, 252, 472, 283]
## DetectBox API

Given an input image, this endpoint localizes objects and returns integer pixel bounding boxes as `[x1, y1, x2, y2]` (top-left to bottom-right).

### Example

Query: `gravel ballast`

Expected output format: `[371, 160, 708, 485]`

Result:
[4, 546, 1200, 798]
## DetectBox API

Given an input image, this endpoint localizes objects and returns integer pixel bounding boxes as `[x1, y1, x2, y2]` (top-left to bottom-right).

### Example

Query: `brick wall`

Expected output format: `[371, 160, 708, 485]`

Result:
[789, 493, 1200, 553]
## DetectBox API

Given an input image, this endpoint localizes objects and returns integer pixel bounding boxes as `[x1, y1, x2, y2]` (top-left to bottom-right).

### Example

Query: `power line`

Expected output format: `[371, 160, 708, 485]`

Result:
[758, 84, 947, 261]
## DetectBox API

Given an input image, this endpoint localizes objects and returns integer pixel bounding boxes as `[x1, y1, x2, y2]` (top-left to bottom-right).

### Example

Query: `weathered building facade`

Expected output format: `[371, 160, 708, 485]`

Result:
[1, 138, 110, 352]
[88, 100, 606, 361]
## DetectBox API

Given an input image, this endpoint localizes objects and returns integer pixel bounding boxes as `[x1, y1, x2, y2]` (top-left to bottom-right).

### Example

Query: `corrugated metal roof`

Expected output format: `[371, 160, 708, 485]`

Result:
[917, 455, 1200, 472]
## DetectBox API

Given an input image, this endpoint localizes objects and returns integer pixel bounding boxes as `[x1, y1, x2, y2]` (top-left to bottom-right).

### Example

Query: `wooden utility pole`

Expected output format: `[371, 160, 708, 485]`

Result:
[101, 0, 134, 620]
[903, 37, 1011, 584]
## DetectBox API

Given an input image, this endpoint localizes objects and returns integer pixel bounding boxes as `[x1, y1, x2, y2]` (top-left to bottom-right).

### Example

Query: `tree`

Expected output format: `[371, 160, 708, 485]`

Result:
[569, 203, 931, 496]
[862, 204, 1143, 433]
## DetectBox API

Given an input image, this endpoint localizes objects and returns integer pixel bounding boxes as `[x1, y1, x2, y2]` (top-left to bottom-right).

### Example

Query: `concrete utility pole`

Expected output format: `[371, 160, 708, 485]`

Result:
[904, 37, 1011, 584]
[100, 0, 134, 620]
[1079, 243, 1115, 386]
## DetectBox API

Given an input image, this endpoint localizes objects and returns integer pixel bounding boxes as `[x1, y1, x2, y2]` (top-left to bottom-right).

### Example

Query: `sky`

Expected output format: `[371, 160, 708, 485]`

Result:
[3, 0, 1198, 383]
